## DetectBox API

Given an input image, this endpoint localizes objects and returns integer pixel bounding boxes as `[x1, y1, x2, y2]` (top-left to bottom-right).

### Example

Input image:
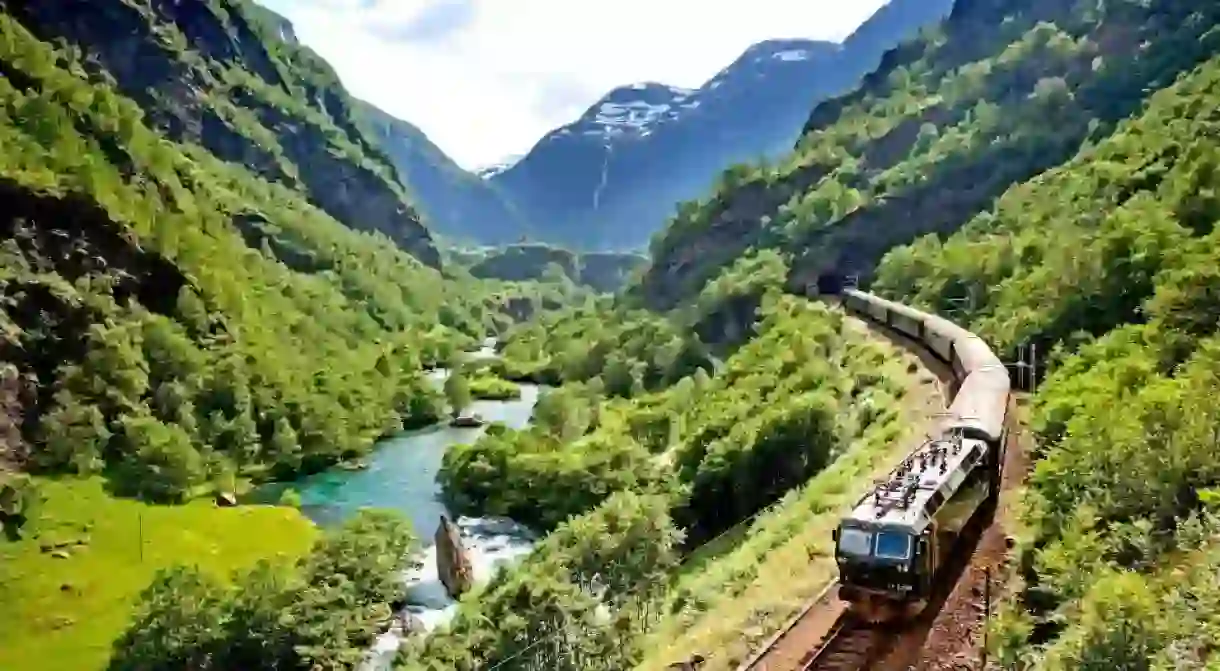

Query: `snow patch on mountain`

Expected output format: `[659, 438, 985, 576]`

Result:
[475, 153, 525, 179]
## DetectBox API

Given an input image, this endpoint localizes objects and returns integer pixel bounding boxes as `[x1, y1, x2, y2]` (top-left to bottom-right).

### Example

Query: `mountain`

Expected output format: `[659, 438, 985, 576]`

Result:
[487, 0, 956, 251]
[5, 0, 441, 267]
[631, 0, 1220, 311]
[873, 41, 1220, 670]
[615, 1, 1220, 662]
[354, 100, 534, 246]
[476, 154, 525, 180]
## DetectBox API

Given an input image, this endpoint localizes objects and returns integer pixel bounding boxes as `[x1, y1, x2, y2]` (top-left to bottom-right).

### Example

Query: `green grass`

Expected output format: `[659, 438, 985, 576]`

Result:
[0, 477, 318, 671]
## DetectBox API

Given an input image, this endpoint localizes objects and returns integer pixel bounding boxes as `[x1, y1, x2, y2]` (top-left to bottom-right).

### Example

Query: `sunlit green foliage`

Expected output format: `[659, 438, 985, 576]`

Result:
[109, 509, 416, 671]
[0, 10, 505, 499]
[441, 289, 906, 539]
[873, 54, 1220, 667]
[0, 477, 318, 671]
[494, 297, 714, 391]
[396, 491, 683, 670]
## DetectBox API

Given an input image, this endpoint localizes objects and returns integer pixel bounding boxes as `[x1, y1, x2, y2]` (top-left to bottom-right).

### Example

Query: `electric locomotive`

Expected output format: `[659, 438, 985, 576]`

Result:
[832, 288, 1010, 622]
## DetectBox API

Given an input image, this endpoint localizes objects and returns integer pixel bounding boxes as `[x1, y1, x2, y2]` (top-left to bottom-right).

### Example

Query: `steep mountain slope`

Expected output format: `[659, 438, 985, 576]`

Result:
[633, 0, 1220, 311]
[6, 0, 439, 266]
[615, 0, 1220, 666]
[0, 2, 537, 664]
[0, 0, 516, 495]
[871, 29, 1220, 671]
[355, 99, 535, 246]
[489, 0, 954, 251]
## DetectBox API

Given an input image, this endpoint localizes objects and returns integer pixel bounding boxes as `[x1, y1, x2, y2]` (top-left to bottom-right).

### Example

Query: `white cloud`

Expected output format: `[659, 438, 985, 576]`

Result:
[259, 0, 888, 169]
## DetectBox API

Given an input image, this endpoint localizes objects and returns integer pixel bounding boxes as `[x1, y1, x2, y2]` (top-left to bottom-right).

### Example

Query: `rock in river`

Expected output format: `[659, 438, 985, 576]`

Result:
[434, 514, 474, 599]
[448, 414, 485, 428]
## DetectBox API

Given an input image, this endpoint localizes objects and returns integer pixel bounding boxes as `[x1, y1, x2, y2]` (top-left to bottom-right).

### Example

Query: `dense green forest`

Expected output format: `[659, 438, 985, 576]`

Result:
[606, 0, 1220, 666]
[108, 509, 416, 670]
[455, 244, 648, 294]
[0, 7, 497, 500]
[872, 51, 1220, 668]
[0, 1, 556, 667]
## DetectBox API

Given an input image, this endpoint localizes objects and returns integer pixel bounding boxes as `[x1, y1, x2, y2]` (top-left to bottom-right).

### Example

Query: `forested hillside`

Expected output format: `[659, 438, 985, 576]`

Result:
[0, 0, 507, 499]
[456, 244, 647, 293]
[5, 0, 443, 266]
[0, 1, 533, 666]
[872, 51, 1220, 667]
[632, 0, 1220, 310]
[593, 0, 1220, 666]
[398, 285, 929, 669]
[8, 0, 1220, 669]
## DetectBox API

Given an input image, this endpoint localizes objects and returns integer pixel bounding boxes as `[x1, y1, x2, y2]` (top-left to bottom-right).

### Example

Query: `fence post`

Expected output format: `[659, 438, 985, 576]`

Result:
[1030, 343, 1038, 391]
[981, 566, 991, 670]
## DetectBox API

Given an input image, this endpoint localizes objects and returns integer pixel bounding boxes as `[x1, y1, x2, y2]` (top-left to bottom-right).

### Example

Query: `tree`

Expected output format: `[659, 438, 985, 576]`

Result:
[116, 408, 204, 502]
[443, 365, 472, 419]
[0, 473, 40, 541]
[108, 567, 226, 671]
[111, 510, 418, 670]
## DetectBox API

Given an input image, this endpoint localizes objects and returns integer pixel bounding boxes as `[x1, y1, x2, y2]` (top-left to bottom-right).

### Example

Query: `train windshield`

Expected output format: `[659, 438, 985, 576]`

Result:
[837, 526, 872, 556]
[874, 531, 913, 560]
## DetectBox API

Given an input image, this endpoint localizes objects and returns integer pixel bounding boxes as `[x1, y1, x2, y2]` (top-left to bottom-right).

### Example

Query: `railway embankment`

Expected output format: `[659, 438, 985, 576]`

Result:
[737, 295, 1030, 671]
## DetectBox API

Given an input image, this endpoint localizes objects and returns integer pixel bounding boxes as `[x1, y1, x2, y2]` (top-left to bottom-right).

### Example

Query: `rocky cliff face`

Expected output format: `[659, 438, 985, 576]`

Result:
[435, 515, 474, 599]
[356, 100, 534, 246]
[0, 175, 191, 471]
[488, 0, 955, 251]
[4, 0, 439, 267]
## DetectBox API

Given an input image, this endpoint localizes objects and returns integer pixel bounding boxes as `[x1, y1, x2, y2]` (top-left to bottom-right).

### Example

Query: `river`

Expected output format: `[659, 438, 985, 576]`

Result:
[251, 342, 541, 669]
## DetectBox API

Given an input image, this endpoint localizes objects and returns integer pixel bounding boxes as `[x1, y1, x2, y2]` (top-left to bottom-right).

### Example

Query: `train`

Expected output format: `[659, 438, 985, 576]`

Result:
[831, 287, 1011, 622]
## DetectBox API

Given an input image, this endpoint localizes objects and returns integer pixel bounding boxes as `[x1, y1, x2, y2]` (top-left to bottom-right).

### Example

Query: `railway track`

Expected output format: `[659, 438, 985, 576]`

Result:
[799, 618, 889, 671]
[736, 307, 964, 671]
[739, 600, 892, 671]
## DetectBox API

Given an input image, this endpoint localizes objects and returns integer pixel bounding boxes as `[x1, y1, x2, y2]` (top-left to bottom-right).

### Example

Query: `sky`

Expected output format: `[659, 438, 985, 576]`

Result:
[259, 0, 889, 170]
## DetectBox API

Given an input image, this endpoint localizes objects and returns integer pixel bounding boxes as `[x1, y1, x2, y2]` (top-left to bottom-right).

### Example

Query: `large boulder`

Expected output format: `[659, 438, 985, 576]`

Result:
[434, 515, 474, 599]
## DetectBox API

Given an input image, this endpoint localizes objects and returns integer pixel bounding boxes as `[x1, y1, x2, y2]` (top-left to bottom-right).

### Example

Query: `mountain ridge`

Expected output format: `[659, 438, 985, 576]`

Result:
[486, 0, 955, 251]
[354, 98, 536, 246]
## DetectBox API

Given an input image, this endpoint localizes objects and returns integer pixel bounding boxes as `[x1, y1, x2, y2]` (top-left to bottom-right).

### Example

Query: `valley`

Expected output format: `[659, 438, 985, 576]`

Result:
[3, 0, 1220, 669]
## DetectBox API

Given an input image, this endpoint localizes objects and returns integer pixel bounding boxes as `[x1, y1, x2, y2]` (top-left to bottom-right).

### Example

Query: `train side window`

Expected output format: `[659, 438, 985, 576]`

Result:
[838, 527, 872, 556]
[875, 531, 913, 560]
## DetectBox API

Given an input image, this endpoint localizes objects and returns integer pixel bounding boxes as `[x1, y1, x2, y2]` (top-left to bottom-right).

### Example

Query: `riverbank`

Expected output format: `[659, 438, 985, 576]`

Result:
[0, 342, 541, 671]
[250, 349, 545, 667]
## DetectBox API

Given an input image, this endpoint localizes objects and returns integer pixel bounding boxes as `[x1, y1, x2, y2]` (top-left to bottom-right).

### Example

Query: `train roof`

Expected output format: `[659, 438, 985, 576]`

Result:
[942, 368, 1010, 443]
[842, 431, 989, 533]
